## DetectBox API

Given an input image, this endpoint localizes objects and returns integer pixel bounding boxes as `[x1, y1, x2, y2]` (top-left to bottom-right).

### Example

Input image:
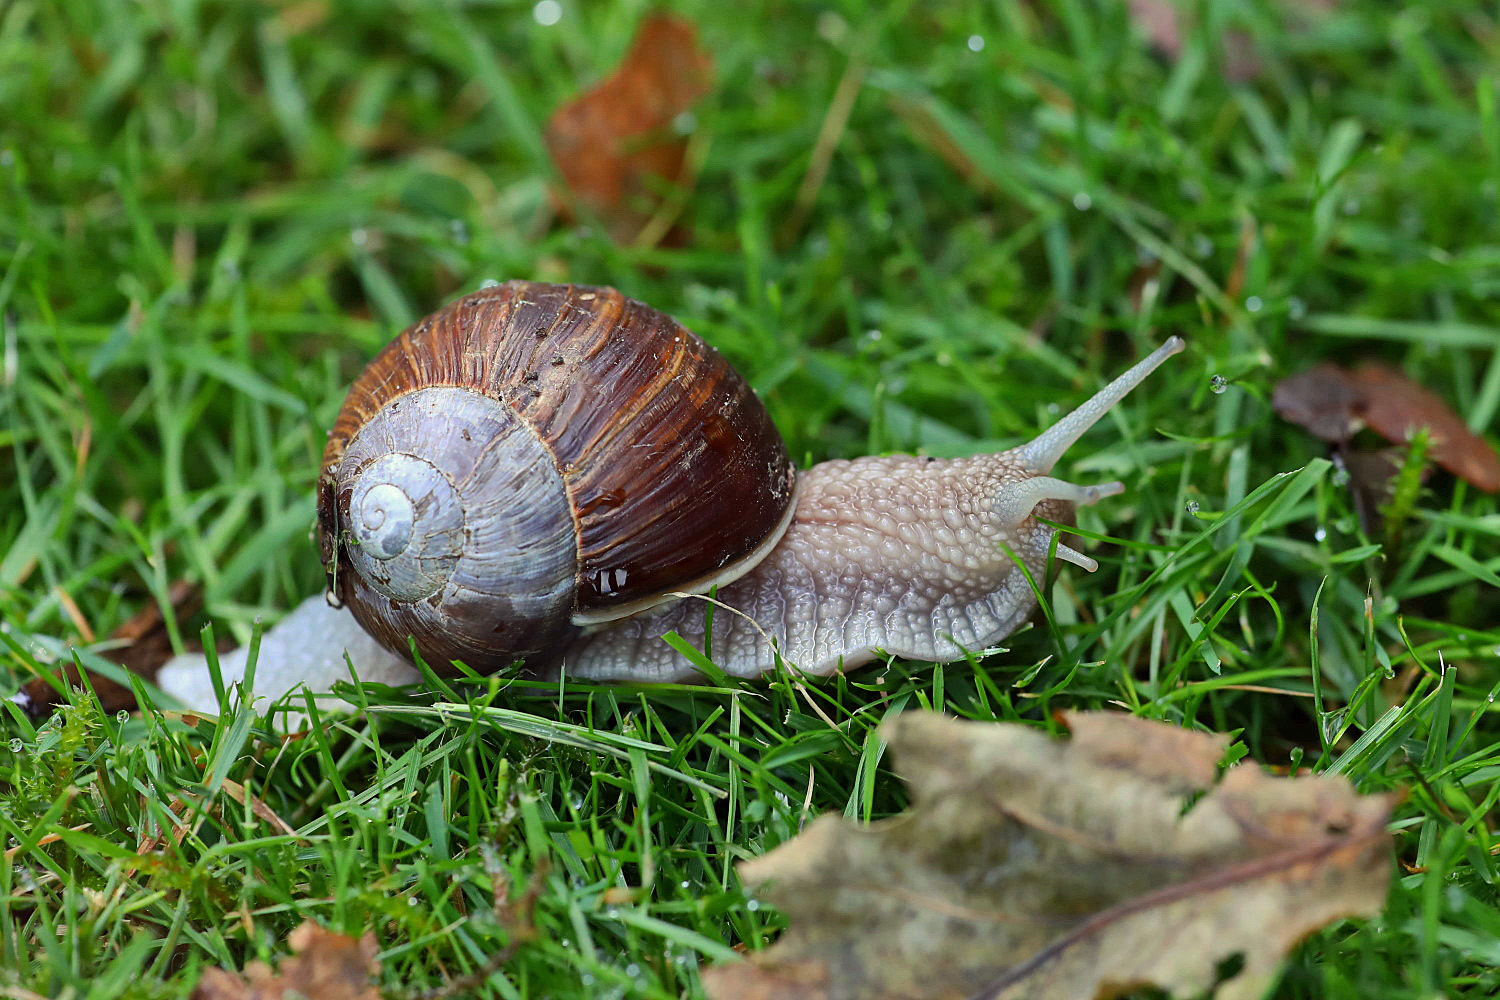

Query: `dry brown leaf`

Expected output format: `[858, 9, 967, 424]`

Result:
[1272, 362, 1500, 493]
[1350, 364, 1500, 493]
[1125, 0, 1259, 82]
[703, 711, 1393, 1000]
[1126, 0, 1338, 84]
[544, 13, 712, 244]
[191, 922, 380, 1000]
[17, 580, 205, 717]
[1270, 363, 1366, 443]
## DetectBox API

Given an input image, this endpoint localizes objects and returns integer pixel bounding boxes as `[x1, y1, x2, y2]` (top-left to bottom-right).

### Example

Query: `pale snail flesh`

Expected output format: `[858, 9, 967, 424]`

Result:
[155, 281, 1183, 711]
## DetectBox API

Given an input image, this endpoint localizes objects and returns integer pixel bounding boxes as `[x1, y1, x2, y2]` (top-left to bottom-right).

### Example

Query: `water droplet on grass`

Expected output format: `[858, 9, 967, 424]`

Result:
[532, 0, 562, 26]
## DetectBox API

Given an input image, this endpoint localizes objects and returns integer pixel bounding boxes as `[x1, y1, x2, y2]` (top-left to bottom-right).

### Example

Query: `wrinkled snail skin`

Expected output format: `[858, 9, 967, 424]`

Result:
[563, 336, 1185, 681]
[152, 282, 1183, 712]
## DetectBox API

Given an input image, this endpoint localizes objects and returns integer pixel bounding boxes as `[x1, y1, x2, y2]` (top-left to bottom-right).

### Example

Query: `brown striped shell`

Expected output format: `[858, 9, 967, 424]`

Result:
[316, 281, 796, 675]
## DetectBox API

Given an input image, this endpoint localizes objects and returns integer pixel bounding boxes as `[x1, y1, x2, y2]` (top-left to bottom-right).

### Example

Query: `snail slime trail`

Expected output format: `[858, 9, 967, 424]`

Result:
[156, 282, 1184, 713]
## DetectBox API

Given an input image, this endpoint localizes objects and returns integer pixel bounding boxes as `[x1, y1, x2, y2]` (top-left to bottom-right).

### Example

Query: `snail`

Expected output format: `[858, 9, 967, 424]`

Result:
[156, 281, 1183, 711]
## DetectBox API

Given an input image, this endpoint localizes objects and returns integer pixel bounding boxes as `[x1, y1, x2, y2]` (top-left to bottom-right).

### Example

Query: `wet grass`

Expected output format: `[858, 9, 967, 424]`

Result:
[2, 0, 1499, 996]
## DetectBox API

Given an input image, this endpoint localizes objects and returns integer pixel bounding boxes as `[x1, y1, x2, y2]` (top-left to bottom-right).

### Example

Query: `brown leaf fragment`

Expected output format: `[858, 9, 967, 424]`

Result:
[1350, 363, 1500, 493]
[544, 13, 712, 244]
[191, 921, 380, 1000]
[1273, 362, 1500, 493]
[1339, 447, 1413, 536]
[1126, 0, 1336, 84]
[16, 580, 204, 717]
[706, 711, 1394, 1000]
[1270, 363, 1365, 443]
[1125, 0, 1259, 83]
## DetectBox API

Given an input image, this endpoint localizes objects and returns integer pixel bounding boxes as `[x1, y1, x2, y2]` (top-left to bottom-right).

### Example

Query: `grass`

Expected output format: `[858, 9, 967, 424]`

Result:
[2, 0, 1499, 996]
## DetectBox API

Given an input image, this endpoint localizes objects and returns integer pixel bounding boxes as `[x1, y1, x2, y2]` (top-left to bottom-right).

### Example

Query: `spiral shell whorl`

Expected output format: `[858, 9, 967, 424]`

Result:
[344, 452, 462, 600]
[328, 385, 579, 672]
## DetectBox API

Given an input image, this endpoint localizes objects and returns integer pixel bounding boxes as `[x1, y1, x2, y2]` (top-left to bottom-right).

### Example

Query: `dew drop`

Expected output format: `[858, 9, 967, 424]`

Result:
[8, 738, 22, 753]
[672, 110, 697, 135]
[448, 219, 469, 245]
[1185, 500, 1201, 515]
[1288, 296, 1307, 320]
[349, 227, 369, 248]
[967, 34, 985, 52]
[532, 0, 562, 26]
[1244, 295, 1263, 313]
[1072, 191, 1092, 211]
[479, 277, 502, 289]
[1314, 526, 1328, 542]
[746, 899, 761, 911]
[1209, 374, 1228, 394]
[116, 710, 130, 724]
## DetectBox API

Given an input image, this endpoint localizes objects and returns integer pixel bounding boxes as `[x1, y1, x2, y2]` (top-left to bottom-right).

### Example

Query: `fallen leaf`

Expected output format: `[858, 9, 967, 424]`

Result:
[1272, 361, 1499, 493]
[16, 580, 205, 717]
[1126, 0, 1338, 84]
[1337, 446, 1412, 536]
[1350, 364, 1500, 493]
[704, 711, 1393, 1000]
[544, 13, 712, 244]
[191, 922, 380, 1000]
[1270, 363, 1366, 443]
[1125, 0, 1259, 83]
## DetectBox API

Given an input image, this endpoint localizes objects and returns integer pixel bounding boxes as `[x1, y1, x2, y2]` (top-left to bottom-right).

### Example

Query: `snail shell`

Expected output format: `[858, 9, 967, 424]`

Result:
[316, 281, 795, 675]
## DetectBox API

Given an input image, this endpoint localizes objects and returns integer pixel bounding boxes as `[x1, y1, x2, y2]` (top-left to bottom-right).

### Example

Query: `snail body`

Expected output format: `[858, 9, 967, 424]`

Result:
[156, 281, 1182, 709]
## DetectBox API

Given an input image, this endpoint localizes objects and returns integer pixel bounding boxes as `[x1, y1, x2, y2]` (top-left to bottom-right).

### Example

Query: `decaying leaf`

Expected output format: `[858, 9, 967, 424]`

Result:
[1126, 0, 1337, 84]
[704, 711, 1393, 1000]
[1349, 364, 1500, 493]
[17, 580, 205, 717]
[544, 13, 712, 244]
[1125, 0, 1259, 83]
[191, 921, 380, 1000]
[1271, 363, 1366, 443]
[1272, 361, 1499, 493]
